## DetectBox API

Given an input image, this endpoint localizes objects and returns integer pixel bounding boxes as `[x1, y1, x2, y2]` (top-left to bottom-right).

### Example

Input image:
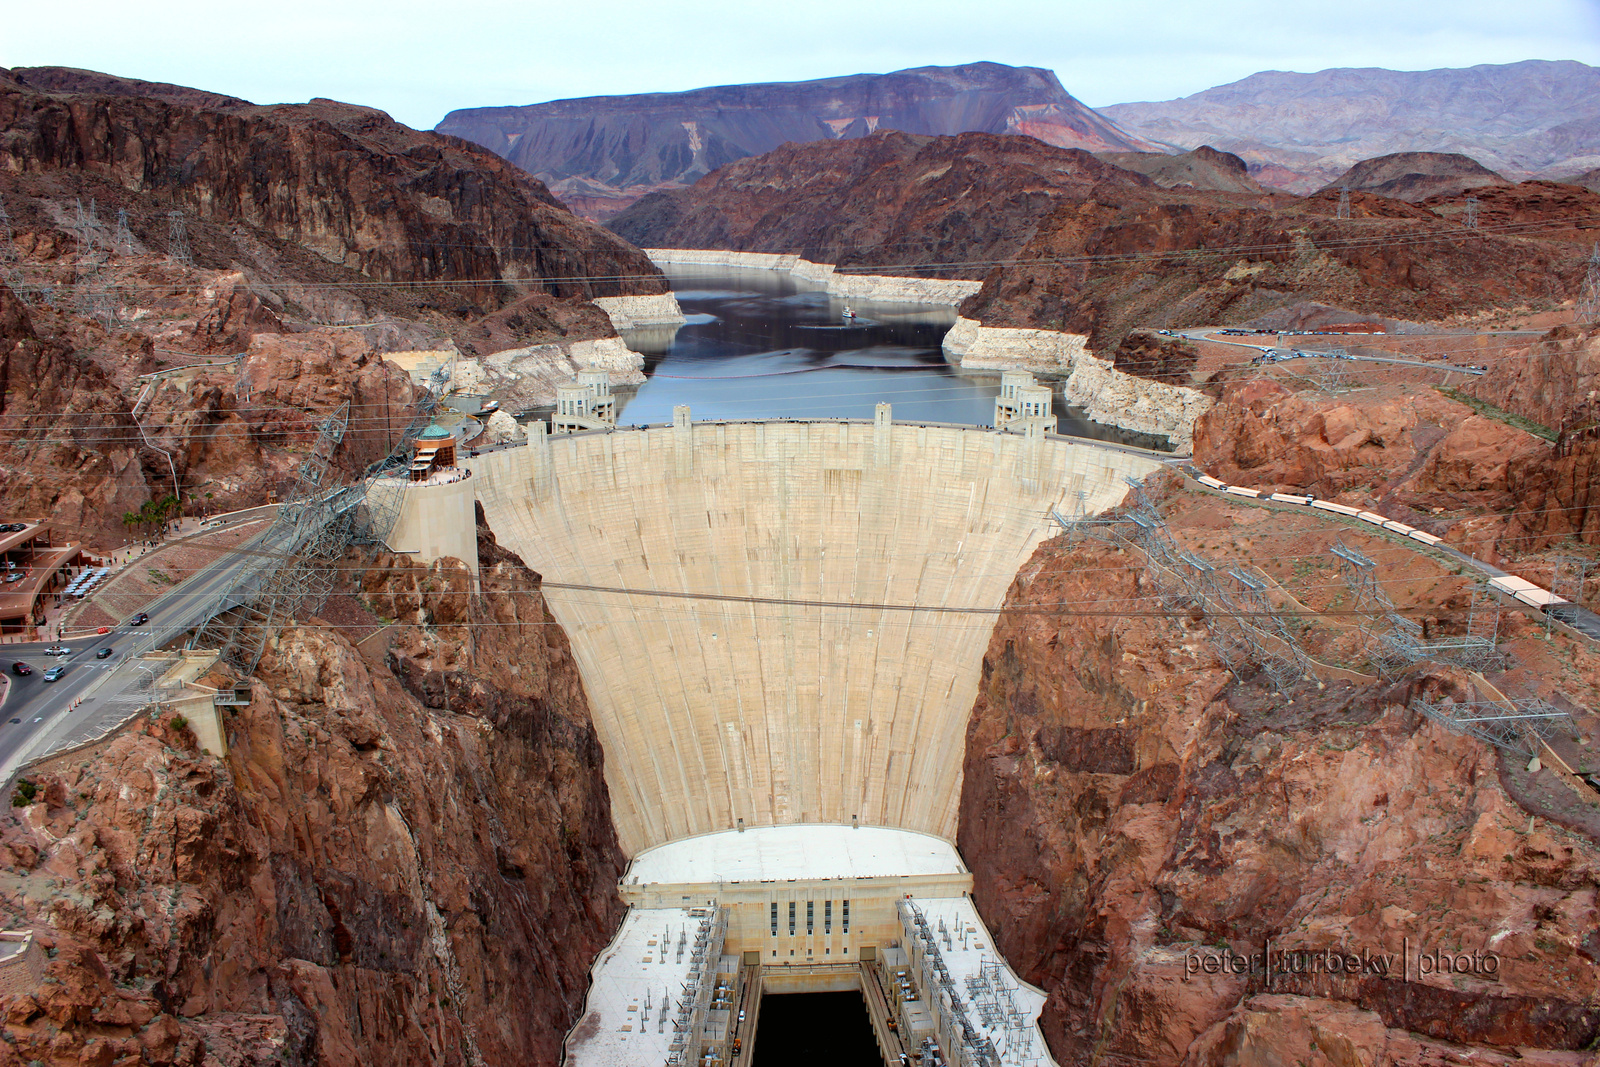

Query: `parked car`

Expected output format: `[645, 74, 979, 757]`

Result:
[10, 662, 30, 676]
[95, 647, 113, 660]
[42, 666, 65, 682]
[130, 612, 149, 626]
[43, 646, 70, 656]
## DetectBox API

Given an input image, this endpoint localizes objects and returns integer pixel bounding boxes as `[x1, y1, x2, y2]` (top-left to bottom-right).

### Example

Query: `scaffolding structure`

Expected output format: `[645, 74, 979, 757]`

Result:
[193, 402, 354, 674]
[1550, 556, 1591, 606]
[1413, 695, 1576, 758]
[1304, 350, 1351, 392]
[112, 208, 135, 256]
[167, 210, 193, 266]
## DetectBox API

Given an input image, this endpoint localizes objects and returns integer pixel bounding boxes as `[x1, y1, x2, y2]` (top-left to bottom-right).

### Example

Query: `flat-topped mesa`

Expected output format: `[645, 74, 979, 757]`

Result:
[437, 62, 1156, 219]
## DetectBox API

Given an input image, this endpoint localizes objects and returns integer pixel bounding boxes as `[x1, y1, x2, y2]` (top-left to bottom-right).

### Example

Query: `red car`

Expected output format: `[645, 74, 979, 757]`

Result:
[10, 662, 30, 676]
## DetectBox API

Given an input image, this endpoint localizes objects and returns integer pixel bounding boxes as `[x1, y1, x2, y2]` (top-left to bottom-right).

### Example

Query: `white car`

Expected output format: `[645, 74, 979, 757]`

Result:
[43, 646, 70, 656]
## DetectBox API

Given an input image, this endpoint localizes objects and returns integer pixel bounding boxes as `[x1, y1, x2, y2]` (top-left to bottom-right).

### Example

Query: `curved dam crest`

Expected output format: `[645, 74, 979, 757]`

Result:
[471, 418, 1160, 855]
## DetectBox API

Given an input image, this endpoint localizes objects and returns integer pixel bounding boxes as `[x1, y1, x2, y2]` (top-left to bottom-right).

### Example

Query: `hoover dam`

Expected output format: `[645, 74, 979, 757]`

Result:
[442, 405, 1161, 1066]
[470, 410, 1161, 855]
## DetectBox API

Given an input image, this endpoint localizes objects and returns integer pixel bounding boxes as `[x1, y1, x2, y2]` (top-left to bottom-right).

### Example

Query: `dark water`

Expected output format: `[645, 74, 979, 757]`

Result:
[751, 992, 880, 1067]
[614, 267, 1167, 449]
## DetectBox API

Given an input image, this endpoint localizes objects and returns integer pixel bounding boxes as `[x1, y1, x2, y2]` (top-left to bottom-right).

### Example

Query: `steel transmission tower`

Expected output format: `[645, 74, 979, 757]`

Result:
[1337, 186, 1351, 220]
[1464, 196, 1479, 229]
[166, 210, 193, 266]
[112, 208, 135, 256]
[0, 195, 24, 300]
[1578, 243, 1600, 324]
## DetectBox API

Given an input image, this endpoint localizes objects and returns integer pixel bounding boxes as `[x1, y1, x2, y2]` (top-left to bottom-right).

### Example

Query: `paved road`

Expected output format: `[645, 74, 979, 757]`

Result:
[0, 521, 278, 785]
[1180, 328, 1484, 374]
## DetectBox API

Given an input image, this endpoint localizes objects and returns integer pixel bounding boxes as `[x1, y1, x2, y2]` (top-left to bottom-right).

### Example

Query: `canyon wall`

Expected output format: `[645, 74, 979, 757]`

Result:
[0, 514, 626, 1065]
[957, 502, 1600, 1064]
[607, 129, 1586, 354]
[1060, 351, 1212, 450]
[0, 66, 666, 306]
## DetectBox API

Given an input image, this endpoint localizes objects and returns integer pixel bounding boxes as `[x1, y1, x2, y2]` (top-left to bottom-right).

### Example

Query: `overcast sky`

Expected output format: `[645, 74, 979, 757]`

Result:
[4, 0, 1599, 130]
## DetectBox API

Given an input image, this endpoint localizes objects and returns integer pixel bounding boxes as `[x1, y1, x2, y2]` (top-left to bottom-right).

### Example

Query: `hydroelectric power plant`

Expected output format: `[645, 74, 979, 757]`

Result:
[382, 394, 1164, 1067]
[383, 261, 1165, 1066]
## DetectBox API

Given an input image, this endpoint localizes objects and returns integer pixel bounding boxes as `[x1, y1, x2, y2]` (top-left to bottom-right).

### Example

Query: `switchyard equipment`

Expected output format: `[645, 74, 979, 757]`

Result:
[1109, 479, 1316, 692]
[1329, 541, 1503, 673]
[1412, 695, 1576, 759]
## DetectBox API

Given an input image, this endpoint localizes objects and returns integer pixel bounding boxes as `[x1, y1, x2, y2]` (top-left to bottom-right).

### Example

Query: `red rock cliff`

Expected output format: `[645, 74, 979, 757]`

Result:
[958, 514, 1600, 1063]
[607, 130, 1586, 348]
[0, 513, 626, 1065]
[0, 66, 665, 305]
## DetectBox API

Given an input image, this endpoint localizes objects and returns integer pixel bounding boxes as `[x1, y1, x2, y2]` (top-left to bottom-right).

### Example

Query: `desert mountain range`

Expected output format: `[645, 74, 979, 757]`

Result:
[440, 59, 1600, 216]
[1103, 59, 1600, 191]
[434, 62, 1156, 218]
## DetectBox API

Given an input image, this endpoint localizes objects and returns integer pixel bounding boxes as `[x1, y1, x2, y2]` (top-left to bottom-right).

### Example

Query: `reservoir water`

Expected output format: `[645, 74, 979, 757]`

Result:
[614, 265, 1167, 449]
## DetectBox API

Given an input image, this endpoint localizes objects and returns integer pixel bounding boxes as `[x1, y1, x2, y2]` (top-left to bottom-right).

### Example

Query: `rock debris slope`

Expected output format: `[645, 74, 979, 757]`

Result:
[0, 512, 625, 1066]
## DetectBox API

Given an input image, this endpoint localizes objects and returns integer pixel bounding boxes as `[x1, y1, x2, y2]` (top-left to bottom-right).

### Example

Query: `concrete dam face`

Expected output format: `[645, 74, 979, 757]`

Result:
[471, 418, 1159, 856]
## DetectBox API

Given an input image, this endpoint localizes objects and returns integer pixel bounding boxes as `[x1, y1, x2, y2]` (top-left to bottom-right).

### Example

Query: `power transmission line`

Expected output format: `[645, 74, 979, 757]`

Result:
[166, 210, 193, 267]
[1578, 243, 1600, 324]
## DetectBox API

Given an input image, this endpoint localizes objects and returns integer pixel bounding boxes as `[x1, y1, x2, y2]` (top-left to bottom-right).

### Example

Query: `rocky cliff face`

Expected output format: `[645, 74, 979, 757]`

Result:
[0, 514, 625, 1065]
[437, 63, 1155, 219]
[0, 278, 420, 543]
[957, 490, 1600, 1064]
[0, 66, 665, 305]
[1191, 376, 1565, 564]
[0, 64, 675, 544]
[0, 282, 149, 540]
[1111, 329, 1200, 384]
[1099, 59, 1600, 192]
[609, 130, 1587, 349]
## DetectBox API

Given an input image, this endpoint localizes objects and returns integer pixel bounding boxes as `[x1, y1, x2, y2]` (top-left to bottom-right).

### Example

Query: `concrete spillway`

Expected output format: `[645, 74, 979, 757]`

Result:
[471, 417, 1160, 856]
